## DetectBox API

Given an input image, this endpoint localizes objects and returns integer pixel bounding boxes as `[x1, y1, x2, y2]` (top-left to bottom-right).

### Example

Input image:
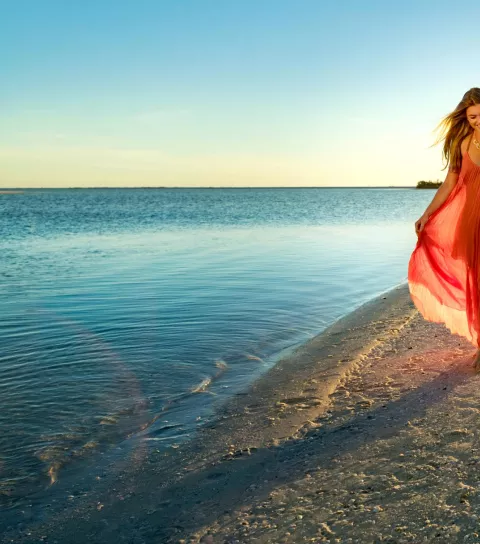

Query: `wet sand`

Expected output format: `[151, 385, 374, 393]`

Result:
[4, 283, 480, 543]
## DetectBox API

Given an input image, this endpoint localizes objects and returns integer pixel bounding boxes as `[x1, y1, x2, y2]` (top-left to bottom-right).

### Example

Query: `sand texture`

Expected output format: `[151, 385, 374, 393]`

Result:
[4, 284, 480, 543]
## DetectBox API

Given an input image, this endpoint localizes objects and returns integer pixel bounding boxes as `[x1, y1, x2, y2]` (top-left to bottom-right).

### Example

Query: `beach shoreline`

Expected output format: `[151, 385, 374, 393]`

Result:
[6, 282, 480, 543]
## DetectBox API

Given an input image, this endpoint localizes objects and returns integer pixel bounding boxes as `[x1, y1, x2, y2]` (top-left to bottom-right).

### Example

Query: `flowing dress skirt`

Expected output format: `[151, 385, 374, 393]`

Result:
[408, 154, 480, 347]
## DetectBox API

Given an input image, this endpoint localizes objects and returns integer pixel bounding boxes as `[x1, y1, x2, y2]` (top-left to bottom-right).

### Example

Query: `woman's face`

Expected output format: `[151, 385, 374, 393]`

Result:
[466, 104, 480, 132]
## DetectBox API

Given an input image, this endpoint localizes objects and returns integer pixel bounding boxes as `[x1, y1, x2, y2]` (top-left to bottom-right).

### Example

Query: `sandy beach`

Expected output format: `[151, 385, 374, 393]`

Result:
[4, 283, 480, 543]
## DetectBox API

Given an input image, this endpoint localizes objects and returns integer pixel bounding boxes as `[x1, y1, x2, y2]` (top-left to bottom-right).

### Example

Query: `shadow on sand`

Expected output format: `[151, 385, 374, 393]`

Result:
[8, 351, 475, 544]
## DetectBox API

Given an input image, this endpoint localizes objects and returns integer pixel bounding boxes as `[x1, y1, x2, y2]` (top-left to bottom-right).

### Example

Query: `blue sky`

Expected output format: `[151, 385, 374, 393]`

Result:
[1, 1, 478, 187]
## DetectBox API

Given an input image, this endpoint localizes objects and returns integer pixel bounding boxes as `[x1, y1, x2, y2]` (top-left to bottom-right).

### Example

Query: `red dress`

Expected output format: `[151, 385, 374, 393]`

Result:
[408, 134, 480, 347]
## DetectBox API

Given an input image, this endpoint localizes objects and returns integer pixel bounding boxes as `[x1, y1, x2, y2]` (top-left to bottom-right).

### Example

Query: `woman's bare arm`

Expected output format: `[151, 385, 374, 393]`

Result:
[421, 169, 459, 219]
[415, 139, 467, 235]
[415, 169, 460, 236]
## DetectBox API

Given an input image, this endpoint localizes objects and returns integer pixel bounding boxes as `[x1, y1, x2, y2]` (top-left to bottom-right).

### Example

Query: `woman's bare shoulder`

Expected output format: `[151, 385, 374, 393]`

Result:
[460, 135, 471, 156]
[448, 137, 470, 174]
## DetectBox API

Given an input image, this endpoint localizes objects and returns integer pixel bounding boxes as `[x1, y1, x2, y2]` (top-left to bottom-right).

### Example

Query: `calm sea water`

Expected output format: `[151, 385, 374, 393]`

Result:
[0, 187, 431, 509]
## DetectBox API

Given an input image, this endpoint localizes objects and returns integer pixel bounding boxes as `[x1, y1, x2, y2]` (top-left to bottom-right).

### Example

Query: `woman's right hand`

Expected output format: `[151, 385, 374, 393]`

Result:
[415, 214, 430, 236]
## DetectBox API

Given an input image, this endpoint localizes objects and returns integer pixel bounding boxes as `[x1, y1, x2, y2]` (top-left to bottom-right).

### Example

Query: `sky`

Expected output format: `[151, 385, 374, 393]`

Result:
[1, 0, 478, 188]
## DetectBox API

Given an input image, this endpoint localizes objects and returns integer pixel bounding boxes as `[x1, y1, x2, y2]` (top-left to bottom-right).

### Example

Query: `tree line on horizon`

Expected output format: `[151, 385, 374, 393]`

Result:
[416, 180, 442, 189]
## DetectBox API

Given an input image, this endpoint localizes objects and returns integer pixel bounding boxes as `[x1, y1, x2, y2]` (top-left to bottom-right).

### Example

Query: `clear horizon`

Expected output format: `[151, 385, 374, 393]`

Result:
[1, 1, 478, 188]
[0, 185, 431, 190]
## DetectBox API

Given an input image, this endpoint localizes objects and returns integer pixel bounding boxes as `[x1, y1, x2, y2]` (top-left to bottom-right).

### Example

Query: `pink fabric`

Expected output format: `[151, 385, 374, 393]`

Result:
[408, 150, 480, 347]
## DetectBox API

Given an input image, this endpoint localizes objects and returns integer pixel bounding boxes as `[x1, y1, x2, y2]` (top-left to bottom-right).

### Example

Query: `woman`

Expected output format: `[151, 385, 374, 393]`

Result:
[408, 87, 480, 369]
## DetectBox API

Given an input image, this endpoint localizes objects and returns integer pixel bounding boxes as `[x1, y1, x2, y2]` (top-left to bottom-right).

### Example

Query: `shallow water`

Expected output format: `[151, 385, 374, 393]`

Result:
[0, 187, 431, 508]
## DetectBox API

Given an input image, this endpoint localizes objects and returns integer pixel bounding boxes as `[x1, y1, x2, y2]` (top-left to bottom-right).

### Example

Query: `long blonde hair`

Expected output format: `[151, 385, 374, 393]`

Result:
[434, 87, 480, 173]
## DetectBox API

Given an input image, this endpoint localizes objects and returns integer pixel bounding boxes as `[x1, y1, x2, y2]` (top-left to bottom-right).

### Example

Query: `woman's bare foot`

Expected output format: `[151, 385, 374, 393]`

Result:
[473, 349, 480, 372]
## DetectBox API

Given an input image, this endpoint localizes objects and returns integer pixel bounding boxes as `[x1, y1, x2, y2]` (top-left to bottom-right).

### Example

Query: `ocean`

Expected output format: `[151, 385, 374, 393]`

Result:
[0, 187, 431, 511]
